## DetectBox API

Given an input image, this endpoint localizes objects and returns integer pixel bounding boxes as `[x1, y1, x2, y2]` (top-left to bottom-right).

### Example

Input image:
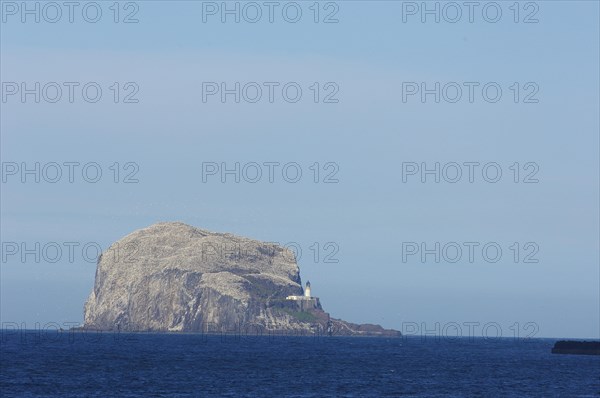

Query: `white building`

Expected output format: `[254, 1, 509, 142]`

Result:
[286, 281, 313, 301]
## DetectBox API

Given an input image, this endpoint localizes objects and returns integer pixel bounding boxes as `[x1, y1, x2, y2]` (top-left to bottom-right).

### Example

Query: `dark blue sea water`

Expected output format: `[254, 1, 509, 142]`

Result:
[1, 331, 599, 397]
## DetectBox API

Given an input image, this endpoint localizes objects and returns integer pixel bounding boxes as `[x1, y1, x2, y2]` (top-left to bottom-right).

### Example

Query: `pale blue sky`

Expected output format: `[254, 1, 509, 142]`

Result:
[1, 1, 599, 338]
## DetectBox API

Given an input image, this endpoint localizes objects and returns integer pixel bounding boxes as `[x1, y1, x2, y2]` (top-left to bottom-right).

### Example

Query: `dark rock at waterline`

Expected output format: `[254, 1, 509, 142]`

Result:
[551, 340, 600, 355]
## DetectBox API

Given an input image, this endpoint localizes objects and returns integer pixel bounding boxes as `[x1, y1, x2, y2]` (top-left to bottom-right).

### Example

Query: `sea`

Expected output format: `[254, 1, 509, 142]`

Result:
[1, 331, 599, 397]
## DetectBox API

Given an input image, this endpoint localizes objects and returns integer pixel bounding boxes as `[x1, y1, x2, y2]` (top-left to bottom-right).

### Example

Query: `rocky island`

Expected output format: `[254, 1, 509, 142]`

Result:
[84, 222, 399, 337]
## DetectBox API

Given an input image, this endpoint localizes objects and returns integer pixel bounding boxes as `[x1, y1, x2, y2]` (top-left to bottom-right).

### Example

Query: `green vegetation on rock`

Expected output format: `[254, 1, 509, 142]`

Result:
[283, 309, 317, 322]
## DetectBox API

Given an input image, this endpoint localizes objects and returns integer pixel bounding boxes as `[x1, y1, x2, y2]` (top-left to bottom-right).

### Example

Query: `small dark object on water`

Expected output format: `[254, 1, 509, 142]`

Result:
[551, 340, 600, 355]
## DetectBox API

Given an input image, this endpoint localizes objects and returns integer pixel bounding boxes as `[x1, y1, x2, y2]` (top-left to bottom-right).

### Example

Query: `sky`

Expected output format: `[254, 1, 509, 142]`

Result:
[1, 0, 599, 339]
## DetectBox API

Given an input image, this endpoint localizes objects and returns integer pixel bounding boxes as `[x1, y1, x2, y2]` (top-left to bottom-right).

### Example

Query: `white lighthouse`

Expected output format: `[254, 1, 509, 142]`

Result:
[285, 280, 321, 310]
[304, 281, 311, 298]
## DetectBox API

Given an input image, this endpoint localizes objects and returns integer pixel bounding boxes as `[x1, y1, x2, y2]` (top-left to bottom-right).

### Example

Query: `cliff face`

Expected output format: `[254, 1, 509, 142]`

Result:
[84, 222, 398, 336]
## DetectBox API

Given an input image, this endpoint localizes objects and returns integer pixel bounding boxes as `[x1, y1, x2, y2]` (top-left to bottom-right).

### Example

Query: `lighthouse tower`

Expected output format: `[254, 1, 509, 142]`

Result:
[304, 281, 311, 298]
